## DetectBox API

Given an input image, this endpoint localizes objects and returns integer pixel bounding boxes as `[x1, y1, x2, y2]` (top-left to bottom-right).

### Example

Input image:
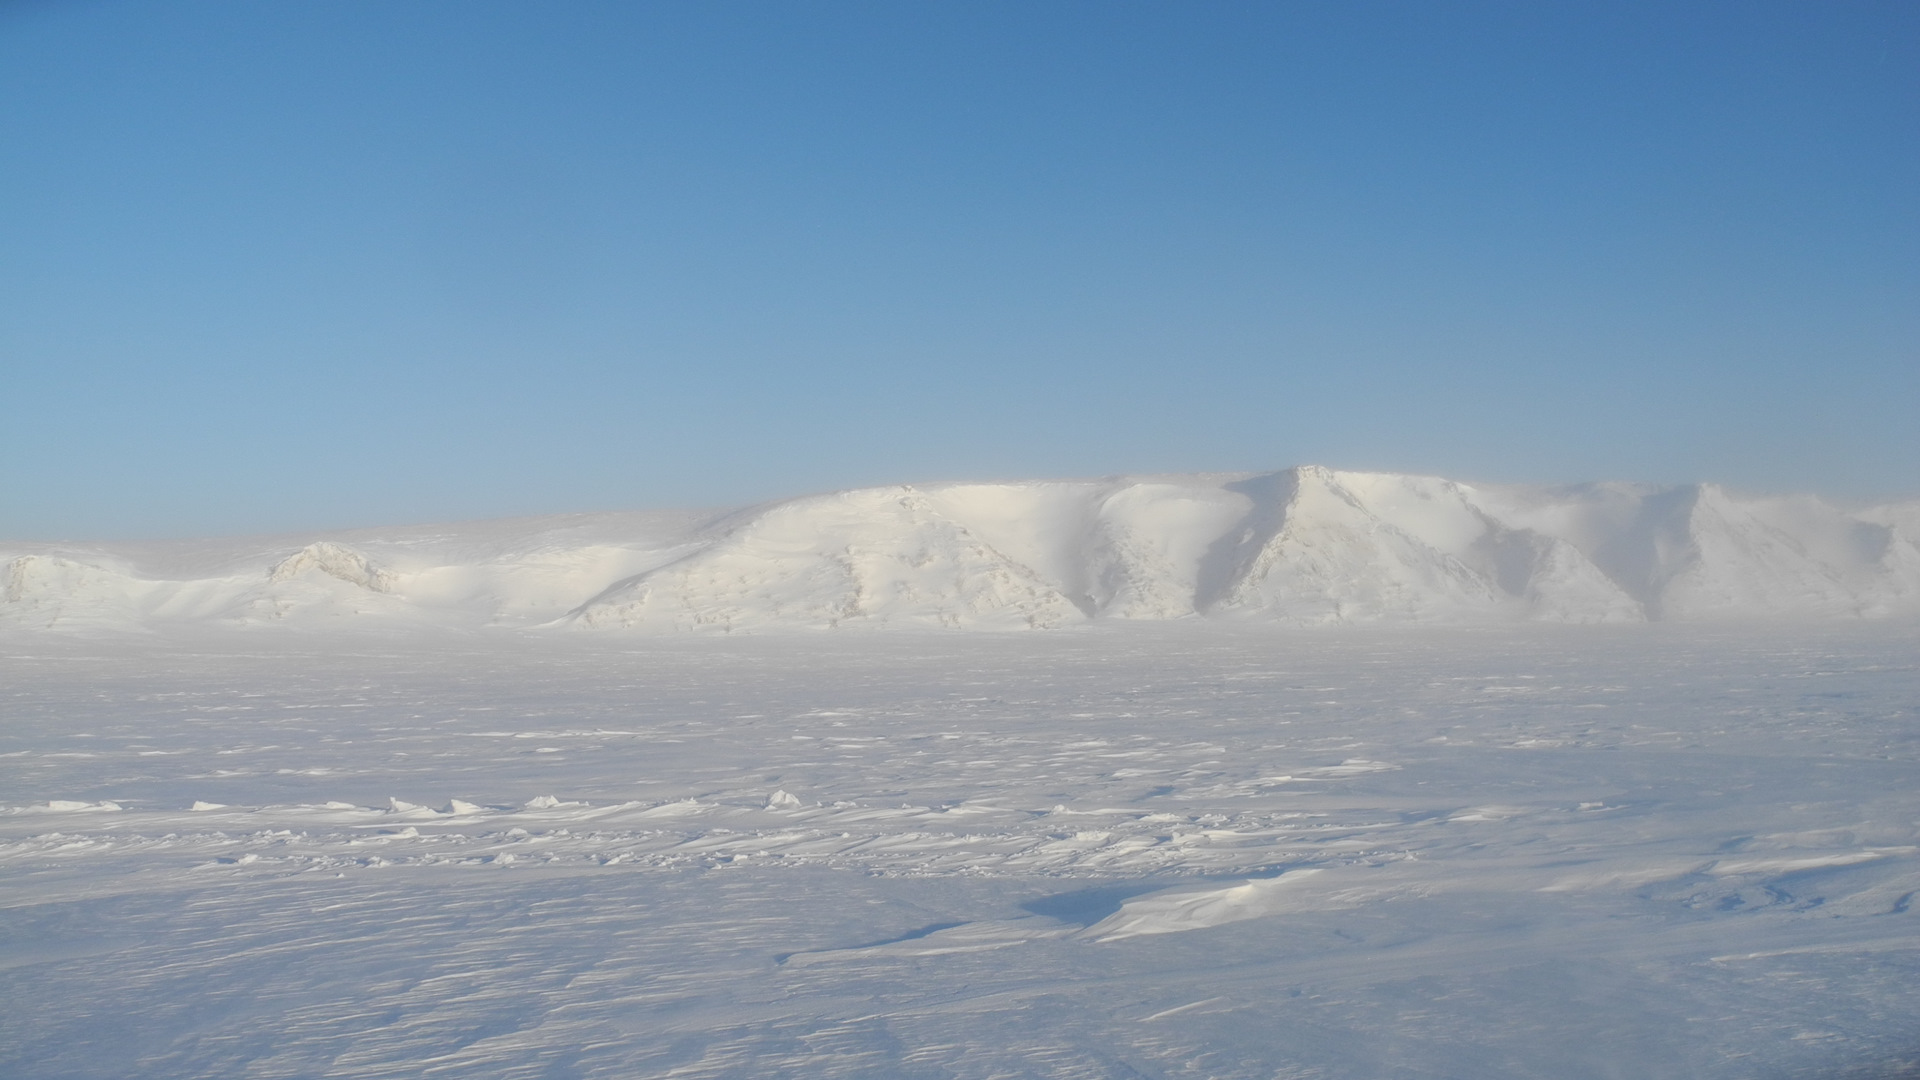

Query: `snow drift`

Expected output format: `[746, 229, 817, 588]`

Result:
[5, 467, 1917, 632]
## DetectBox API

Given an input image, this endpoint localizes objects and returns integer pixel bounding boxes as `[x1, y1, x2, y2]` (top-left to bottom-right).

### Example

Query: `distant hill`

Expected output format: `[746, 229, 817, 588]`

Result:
[7, 468, 1917, 631]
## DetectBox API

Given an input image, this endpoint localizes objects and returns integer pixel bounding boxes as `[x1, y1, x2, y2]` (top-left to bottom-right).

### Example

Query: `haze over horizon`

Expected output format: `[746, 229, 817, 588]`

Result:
[3, 1, 1916, 539]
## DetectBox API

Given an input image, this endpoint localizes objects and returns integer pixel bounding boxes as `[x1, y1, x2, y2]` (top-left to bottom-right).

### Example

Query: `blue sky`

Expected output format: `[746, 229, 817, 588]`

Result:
[3, 1, 1915, 538]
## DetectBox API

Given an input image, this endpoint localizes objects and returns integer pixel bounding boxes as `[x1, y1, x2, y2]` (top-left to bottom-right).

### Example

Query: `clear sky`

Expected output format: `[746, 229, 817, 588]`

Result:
[3, 1, 1915, 538]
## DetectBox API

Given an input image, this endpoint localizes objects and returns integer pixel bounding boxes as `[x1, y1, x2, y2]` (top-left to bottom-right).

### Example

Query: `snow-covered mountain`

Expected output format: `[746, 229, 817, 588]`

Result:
[6, 467, 1917, 632]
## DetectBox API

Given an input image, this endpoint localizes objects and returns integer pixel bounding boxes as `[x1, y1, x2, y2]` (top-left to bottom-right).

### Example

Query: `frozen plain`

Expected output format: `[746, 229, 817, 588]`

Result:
[4, 622, 1919, 1079]
[4, 468, 1920, 1078]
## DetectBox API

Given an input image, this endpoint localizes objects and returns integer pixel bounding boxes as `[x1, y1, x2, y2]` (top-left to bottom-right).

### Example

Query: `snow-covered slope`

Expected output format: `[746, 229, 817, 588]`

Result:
[0, 509, 713, 631]
[573, 487, 1084, 632]
[6, 468, 1917, 632]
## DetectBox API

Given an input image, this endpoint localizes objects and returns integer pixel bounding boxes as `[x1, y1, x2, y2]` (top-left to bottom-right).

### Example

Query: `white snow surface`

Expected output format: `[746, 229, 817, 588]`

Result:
[1, 622, 1916, 1078]
[5, 469, 1920, 1076]
[7, 467, 1919, 632]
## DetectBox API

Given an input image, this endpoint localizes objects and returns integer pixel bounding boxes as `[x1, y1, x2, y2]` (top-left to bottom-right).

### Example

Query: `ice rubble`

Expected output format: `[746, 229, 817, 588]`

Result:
[4, 466, 1916, 631]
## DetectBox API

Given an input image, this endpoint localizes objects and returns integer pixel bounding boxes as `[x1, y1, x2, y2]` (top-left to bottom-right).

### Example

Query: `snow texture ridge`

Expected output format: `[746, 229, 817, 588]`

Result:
[5, 467, 1917, 632]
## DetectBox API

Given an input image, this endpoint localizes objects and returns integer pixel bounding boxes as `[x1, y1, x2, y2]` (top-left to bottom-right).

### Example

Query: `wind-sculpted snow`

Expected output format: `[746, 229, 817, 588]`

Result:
[5, 467, 1917, 631]
[1, 625, 1916, 1078]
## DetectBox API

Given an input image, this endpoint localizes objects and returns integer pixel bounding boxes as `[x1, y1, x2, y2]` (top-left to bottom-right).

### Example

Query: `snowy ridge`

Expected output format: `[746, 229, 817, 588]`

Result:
[5, 467, 1918, 631]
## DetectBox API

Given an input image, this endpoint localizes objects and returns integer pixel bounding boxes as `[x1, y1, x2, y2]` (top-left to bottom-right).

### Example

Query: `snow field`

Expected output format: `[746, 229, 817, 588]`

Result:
[1, 622, 1917, 1077]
